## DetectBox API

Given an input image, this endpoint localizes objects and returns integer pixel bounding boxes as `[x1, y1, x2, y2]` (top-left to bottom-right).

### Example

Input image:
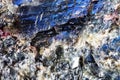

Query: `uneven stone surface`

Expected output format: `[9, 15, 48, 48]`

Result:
[0, 0, 120, 80]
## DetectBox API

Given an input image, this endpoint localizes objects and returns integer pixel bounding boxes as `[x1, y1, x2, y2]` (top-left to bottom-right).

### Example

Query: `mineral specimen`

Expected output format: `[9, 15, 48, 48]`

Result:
[1, 0, 119, 80]
[12, 0, 104, 34]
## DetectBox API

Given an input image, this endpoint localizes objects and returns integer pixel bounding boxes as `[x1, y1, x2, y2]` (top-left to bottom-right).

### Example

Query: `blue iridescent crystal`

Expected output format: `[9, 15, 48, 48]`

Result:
[12, 0, 103, 33]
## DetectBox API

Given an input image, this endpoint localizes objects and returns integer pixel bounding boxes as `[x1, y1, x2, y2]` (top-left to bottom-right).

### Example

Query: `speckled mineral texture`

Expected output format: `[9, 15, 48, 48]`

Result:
[0, 0, 120, 80]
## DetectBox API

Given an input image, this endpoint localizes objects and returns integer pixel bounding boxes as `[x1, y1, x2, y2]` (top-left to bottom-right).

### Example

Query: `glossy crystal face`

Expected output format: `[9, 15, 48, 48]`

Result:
[12, 0, 103, 34]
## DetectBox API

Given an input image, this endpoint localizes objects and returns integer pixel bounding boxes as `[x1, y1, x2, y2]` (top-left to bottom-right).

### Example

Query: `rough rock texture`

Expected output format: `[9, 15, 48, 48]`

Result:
[0, 0, 120, 80]
[1, 0, 103, 36]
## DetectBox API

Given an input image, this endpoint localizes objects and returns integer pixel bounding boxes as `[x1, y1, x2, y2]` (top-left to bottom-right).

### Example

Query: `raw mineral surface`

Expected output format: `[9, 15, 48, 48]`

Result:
[0, 0, 120, 80]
